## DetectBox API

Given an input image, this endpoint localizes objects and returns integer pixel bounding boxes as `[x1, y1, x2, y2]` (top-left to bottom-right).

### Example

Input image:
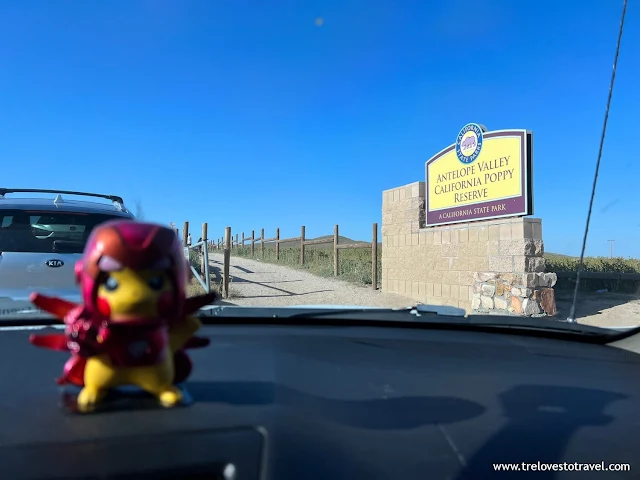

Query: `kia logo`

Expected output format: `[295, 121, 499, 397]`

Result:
[45, 259, 65, 268]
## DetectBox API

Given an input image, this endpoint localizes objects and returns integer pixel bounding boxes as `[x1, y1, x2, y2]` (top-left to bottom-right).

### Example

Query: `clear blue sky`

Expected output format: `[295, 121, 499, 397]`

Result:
[1, 1, 638, 258]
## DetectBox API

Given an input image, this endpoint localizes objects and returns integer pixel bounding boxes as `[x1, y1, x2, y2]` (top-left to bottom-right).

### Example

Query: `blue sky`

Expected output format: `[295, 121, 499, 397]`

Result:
[1, 1, 638, 258]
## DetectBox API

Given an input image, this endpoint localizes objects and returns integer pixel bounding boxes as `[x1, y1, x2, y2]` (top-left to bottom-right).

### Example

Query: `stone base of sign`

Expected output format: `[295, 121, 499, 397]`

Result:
[381, 181, 557, 317]
[471, 272, 558, 316]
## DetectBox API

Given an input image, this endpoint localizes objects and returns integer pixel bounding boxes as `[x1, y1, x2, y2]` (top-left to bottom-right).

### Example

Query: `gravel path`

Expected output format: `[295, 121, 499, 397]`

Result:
[208, 253, 413, 308]
[555, 291, 640, 329]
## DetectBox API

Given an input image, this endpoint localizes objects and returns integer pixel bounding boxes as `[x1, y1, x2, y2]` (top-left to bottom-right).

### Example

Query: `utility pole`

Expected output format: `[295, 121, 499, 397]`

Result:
[607, 239, 615, 258]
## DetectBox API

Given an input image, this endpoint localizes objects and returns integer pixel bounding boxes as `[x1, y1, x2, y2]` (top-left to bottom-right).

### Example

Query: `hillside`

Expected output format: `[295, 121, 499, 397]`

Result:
[242, 234, 380, 250]
[227, 234, 599, 259]
[545, 252, 578, 259]
[235, 237, 582, 256]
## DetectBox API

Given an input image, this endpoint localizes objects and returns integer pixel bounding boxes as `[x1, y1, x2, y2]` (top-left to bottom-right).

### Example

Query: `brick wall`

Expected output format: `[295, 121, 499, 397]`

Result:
[381, 181, 544, 313]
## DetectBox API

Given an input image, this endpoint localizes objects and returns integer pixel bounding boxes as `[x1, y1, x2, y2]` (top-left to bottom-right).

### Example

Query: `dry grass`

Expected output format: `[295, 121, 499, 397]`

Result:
[220, 245, 380, 286]
[545, 253, 640, 293]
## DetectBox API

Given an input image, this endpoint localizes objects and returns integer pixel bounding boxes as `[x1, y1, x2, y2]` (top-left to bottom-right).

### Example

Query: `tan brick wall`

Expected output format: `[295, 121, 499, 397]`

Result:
[382, 182, 543, 313]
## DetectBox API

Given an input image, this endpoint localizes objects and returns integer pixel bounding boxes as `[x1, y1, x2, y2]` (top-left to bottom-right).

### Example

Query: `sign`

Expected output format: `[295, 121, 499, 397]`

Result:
[425, 123, 533, 226]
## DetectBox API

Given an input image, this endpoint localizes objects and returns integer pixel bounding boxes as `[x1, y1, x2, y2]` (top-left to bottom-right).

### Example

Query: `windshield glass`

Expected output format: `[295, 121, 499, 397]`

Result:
[1, 2, 637, 332]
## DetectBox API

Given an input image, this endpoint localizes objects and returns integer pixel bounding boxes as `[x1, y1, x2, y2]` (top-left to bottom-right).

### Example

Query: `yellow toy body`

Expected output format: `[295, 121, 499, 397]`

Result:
[78, 315, 202, 409]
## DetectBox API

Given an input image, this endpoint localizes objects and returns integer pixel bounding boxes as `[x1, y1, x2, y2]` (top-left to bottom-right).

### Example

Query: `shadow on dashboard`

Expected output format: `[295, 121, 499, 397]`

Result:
[187, 380, 486, 430]
[456, 384, 629, 479]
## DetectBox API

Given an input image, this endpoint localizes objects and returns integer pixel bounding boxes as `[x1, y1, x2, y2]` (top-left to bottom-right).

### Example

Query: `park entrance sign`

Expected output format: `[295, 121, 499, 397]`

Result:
[425, 123, 533, 227]
[383, 122, 549, 317]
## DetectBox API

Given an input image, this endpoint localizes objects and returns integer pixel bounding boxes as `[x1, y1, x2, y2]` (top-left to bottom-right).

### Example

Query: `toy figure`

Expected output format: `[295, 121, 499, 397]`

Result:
[29, 220, 217, 411]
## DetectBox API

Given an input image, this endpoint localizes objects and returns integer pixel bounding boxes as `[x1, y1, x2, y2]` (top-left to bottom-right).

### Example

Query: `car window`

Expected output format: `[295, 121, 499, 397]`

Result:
[0, 210, 130, 254]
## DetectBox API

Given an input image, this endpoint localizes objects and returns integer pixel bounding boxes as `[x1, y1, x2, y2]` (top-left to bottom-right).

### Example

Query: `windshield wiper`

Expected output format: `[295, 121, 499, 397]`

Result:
[197, 304, 615, 338]
[285, 307, 607, 334]
[285, 304, 466, 319]
[197, 304, 466, 321]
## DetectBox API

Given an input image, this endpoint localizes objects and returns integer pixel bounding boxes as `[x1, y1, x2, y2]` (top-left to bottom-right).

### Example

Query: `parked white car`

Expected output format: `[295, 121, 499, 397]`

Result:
[0, 188, 135, 314]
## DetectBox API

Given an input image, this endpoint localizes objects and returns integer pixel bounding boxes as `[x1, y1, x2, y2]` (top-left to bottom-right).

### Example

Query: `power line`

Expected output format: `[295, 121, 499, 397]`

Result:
[607, 240, 615, 258]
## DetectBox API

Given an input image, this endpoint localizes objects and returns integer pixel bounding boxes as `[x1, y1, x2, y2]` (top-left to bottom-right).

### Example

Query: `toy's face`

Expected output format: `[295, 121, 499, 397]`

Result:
[96, 267, 173, 321]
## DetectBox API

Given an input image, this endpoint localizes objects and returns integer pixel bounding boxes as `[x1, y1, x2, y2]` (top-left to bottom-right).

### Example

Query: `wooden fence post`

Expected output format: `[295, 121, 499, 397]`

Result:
[183, 222, 191, 281]
[201, 223, 208, 281]
[333, 224, 339, 276]
[223, 227, 231, 299]
[250, 230, 254, 256]
[261, 228, 265, 257]
[241, 232, 245, 248]
[300, 226, 305, 265]
[200, 222, 208, 276]
[372, 222, 378, 290]
[182, 222, 189, 248]
[235, 233, 238, 250]
[275, 228, 280, 260]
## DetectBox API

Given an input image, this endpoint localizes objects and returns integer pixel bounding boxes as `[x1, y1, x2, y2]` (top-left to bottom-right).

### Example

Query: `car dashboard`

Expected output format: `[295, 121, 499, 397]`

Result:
[0, 320, 638, 479]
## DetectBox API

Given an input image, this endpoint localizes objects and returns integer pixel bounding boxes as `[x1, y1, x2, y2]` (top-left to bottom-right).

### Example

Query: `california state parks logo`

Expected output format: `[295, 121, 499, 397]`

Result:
[455, 123, 484, 164]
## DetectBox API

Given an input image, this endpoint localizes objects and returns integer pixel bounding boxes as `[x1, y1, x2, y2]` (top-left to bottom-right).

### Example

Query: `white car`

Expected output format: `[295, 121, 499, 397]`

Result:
[0, 188, 135, 313]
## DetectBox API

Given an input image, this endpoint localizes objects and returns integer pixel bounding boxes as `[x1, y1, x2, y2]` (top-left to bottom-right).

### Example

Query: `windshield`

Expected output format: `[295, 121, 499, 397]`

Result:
[1, 2, 638, 332]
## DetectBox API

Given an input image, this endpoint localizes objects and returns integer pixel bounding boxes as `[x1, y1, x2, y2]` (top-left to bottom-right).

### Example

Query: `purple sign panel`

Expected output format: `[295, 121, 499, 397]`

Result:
[425, 126, 533, 227]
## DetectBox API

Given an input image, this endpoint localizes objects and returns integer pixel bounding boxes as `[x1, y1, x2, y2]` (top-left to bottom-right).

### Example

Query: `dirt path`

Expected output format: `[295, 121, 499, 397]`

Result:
[554, 290, 640, 329]
[207, 254, 640, 328]
[208, 253, 413, 308]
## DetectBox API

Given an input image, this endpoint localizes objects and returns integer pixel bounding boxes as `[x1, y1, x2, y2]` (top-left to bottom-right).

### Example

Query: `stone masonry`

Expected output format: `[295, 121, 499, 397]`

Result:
[381, 181, 556, 315]
[472, 272, 558, 316]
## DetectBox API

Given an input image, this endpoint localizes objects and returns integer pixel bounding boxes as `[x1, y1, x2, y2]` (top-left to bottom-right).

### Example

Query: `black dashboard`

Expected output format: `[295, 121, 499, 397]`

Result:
[1, 322, 638, 479]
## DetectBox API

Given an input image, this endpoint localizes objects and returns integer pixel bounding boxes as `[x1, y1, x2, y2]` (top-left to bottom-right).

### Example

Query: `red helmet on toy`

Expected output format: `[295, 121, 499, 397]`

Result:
[75, 220, 188, 320]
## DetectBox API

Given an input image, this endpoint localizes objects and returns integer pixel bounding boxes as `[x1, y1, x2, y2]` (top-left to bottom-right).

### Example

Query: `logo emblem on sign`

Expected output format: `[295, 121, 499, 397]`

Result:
[455, 123, 483, 165]
[45, 259, 64, 268]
